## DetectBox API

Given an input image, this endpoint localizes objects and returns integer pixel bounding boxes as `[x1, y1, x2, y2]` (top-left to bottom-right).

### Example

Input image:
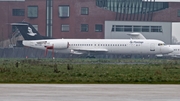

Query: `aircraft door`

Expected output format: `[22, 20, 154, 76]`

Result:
[150, 43, 155, 51]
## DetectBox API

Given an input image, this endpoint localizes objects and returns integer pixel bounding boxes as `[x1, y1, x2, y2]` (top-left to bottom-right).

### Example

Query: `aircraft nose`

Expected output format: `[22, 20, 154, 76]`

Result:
[161, 46, 173, 54]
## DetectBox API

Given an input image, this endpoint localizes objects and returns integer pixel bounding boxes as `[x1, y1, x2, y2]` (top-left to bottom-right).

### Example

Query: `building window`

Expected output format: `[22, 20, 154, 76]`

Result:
[96, 0, 169, 14]
[142, 26, 149, 32]
[111, 25, 115, 31]
[28, 6, 38, 18]
[178, 10, 180, 17]
[151, 26, 162, 32]
[111, 25, 123, 32]
[133, 26, 141, 32]
[124, 26, 132, 32]
[81, 24, 88, 32]
[95, 24, 102, 32]
[59, 5, 69, 18]
[81, 7, 89, 15]
[112, 25, 162, 33]
[61, 25, 69, 32]
[12, 9, 24, 16]
[115, 25, 124, 32]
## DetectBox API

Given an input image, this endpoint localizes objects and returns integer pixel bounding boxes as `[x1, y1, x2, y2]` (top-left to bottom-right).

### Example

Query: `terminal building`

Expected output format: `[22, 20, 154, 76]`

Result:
[1, 0, 180, 47]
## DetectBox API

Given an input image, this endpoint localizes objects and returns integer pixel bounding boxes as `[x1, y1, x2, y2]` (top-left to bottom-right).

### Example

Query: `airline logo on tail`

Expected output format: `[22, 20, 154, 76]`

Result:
[27, 27, 37, 36]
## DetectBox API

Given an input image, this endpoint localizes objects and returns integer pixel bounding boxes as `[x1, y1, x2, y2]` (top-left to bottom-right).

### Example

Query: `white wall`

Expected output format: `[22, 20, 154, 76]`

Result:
[105, 21, 172, 44]
[172, 22, 180, 44]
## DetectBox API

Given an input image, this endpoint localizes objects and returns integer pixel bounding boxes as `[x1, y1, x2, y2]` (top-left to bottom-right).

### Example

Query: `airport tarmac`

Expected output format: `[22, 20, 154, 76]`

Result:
[0, 84, 180, 101]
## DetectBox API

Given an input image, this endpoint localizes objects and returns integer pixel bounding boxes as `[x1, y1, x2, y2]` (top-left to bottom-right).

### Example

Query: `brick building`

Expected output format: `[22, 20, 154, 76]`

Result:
[1, 0, 180, 44]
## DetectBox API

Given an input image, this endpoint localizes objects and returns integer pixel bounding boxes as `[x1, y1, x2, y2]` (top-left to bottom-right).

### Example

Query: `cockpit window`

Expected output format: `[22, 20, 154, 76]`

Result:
[158, 43, 165, 46]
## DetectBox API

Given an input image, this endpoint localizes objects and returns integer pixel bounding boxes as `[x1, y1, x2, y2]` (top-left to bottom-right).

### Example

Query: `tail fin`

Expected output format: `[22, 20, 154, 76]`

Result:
[127, 32, 146, 40]
[11, 22, 53, 40]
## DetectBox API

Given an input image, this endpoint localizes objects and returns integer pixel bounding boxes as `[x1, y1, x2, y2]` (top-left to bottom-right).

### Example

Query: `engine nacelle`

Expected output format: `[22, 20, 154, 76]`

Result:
[53, 41, 69, 49]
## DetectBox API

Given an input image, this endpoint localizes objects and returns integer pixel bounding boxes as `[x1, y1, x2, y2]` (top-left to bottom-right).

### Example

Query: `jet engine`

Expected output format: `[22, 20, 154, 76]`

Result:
[45, 41, 69, 50]
[44, 41, 69, 57]
[52, 41, 69, 49]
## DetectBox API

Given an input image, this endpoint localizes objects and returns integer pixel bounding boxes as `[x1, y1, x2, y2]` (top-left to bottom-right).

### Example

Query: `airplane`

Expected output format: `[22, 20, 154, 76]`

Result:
[127, 32, 180, 58]
[11, 22, 173, 58]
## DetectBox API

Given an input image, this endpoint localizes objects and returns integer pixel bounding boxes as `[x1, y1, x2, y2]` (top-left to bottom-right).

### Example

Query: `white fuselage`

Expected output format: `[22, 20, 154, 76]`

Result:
[164, 45, 180, 58]
[127, 33, 180, 58]
[22, 39, 173, 55]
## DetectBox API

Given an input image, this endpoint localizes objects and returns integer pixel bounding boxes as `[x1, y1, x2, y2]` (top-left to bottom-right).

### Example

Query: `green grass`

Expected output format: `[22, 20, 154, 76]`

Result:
[0, 58, 180, 84]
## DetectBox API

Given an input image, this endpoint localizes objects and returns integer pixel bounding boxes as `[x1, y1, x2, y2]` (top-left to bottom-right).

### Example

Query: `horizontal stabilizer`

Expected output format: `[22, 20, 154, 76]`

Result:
[11, 23, 28, 26]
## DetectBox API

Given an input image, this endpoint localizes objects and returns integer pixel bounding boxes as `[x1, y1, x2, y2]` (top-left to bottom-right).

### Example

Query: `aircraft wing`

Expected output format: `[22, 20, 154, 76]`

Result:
[70, 48, 108, 55]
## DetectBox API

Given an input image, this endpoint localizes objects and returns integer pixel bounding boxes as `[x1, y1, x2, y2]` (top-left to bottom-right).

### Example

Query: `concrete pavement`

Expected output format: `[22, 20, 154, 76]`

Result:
[0, 84, 180, 101]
